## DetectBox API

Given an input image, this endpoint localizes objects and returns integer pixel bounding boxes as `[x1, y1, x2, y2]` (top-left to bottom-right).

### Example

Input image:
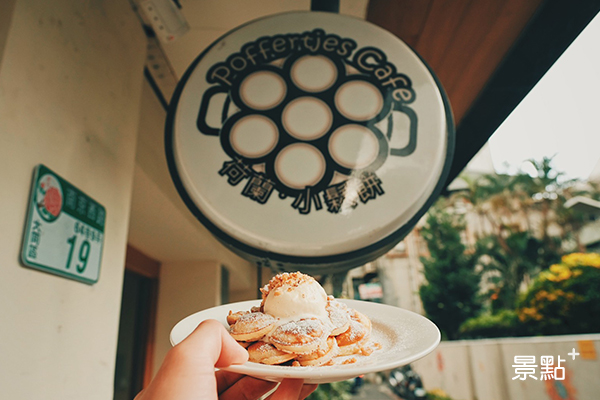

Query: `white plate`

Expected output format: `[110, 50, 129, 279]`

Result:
[170, 299, 440, 384]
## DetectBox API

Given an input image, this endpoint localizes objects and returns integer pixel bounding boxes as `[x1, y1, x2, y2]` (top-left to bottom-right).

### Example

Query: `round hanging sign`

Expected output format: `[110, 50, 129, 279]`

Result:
[165, 11, 454, 273]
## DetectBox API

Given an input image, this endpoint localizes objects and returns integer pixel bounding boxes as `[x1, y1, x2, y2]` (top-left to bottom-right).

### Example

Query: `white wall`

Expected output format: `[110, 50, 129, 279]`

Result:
[0, 0, 146, 398]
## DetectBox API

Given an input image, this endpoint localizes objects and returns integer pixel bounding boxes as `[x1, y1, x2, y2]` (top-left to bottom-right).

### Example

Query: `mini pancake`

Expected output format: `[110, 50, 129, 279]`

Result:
[247, 341, 296, 365]
[269, 318, 328, 355]
[326, 298, 351, 336]
[227, 310, 248, 326]
[229, 312, 277, 342]
[297, 337, 339, 366]
[335, 309, 371, 356]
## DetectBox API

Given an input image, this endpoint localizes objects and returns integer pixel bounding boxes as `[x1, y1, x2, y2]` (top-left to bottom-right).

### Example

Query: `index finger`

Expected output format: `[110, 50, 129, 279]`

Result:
[177, 319, 248, 369]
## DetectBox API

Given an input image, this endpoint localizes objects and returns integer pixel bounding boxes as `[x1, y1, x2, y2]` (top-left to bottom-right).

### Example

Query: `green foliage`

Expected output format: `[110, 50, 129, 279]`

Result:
[474, 231, 557, 310]
[306, 381, 353, 400]
[459, 309, 522, 339]
[422, 156, 600, 340]
[460, 253, 600, 338]
[453, 157, 600, 313]
[517, 253, 600, 335]
[419, 205, 481, 340]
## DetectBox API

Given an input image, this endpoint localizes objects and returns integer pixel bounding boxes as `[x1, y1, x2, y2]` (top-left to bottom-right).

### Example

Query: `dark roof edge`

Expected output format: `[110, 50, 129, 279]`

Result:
[444, 0, 600, 191]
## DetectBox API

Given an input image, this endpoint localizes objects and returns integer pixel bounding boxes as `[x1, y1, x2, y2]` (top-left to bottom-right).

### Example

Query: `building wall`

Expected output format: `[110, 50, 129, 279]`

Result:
[0, 0, 17, 67]
[377, 256, 420, 311]
[374, 228, 427, 314]
[129, 81, 256, 282]
[129, 80, 260, 377]
[0, 0, 146, 398]
[153, 260, 221, 376]
[229, 266, 272, 303]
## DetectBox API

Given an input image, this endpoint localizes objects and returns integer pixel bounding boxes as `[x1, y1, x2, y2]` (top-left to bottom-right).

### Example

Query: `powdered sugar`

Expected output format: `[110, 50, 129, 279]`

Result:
[269, 318, 325, 346]
[327, 301, 351, 329]
[230, 312, 275, 334]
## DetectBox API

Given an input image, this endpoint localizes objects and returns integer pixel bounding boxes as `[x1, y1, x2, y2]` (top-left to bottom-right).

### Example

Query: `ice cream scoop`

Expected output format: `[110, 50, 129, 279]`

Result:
[261, 272, 328, 320]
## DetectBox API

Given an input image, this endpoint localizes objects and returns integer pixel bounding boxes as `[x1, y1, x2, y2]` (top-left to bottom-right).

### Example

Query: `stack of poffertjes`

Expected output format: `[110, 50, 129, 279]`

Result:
[226, 272, 379, 366]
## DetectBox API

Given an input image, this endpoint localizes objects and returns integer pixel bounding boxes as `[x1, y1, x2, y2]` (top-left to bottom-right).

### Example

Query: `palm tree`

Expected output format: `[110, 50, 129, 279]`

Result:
[555, 180, 600, 251]
[437, 158, 592, 311]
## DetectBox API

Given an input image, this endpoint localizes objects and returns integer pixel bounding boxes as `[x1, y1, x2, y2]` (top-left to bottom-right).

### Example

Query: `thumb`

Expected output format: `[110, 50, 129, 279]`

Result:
[178, 319, 248, 369]
[267, 379, 305, 400]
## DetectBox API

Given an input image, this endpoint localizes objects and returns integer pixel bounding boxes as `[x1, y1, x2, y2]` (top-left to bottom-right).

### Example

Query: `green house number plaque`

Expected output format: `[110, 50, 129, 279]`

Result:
[21, 165, 105, 284]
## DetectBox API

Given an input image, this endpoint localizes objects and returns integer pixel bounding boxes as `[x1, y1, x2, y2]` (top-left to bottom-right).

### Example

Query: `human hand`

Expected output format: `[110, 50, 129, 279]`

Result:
[135, 319, 317, 400]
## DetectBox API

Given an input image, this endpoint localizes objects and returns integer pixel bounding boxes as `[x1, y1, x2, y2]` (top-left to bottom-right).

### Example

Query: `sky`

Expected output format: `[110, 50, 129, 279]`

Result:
[488, 11, 600, 181]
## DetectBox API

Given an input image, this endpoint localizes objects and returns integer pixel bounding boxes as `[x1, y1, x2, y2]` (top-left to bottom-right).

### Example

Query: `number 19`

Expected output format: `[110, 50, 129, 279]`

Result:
[66, 235, 91, 273]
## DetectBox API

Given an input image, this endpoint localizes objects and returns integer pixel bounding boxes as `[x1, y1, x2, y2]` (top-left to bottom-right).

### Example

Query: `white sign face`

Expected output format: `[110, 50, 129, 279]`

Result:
[21, 165, 105, 284]
[166, 12, 453, 269]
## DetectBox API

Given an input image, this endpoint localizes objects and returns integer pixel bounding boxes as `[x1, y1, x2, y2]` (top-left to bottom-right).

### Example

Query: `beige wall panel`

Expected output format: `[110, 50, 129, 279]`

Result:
[500, 335, 600, 400]
[414, 335, 600, 400]
[413, 342, 475, 400]
[469, 341, 510, 400]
